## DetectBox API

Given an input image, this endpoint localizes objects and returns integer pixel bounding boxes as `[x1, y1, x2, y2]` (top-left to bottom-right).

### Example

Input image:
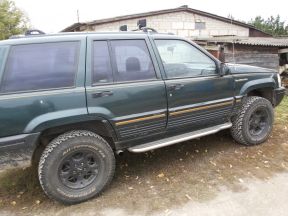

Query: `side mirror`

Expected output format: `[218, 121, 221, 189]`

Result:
[219, 63, 230, 76]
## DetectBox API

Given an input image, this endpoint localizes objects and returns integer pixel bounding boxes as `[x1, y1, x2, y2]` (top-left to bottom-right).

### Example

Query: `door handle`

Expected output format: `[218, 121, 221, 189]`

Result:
[92, 91, 113, 98]
[168, 84, 184, 91]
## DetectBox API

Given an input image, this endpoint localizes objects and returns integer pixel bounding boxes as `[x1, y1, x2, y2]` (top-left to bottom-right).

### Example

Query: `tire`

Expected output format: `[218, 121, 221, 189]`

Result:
[38, 130, 115, 204]
[231, 96, 274, 146]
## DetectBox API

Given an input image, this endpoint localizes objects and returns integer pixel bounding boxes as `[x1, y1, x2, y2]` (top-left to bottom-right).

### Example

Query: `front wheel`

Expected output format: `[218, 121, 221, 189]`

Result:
[38, 130, 115, 204]
[231, 96, 274, 146]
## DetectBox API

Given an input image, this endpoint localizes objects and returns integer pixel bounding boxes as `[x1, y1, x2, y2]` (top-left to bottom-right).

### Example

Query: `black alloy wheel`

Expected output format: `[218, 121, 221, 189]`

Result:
[58, 150, 100, 189]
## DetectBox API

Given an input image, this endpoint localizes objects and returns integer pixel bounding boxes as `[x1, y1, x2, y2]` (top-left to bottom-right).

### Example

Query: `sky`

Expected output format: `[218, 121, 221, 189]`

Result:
[13, 0, 288, 33]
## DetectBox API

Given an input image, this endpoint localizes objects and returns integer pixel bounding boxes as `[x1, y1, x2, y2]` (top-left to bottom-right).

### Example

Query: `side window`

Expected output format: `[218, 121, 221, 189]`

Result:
[110, 40, 156, 82]
[0, 46, 6, 73]
[155, 40, 216, 79]
[1, 42, 79, 93]
[92, 41, 113, 84]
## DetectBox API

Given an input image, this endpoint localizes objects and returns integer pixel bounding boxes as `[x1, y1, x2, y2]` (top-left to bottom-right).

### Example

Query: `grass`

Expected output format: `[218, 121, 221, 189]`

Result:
[275, 96, 288, 124]
[0, 166, 42, 203]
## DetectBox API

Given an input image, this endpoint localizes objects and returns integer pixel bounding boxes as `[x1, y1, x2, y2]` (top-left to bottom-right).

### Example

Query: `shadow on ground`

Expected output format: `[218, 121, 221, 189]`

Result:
[1, 121, 288, 215]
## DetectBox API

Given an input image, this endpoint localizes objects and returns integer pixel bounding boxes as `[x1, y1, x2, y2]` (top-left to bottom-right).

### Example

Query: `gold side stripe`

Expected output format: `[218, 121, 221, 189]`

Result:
[236, 99, 242, 103]
[115, 113, 166, 126]
[170, 101, 233, 116]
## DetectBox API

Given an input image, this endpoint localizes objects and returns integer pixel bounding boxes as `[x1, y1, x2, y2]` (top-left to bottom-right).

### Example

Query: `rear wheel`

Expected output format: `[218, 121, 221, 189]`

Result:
[38, 130, 115, 204]
[231, 96, 274, 146]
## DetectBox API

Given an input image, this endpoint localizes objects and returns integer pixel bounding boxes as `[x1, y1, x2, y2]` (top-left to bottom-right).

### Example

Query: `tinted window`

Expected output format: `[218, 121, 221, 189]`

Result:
[92, 41, 113, 84]
[1, 42, 79, 93]
[110, 40, 156, 82]
[155, 40, 216, 78]
[0, 46, 6, 73]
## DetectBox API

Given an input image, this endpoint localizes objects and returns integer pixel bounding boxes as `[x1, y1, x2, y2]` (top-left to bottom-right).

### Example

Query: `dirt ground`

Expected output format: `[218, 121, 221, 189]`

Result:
[0, 97, 287, 216]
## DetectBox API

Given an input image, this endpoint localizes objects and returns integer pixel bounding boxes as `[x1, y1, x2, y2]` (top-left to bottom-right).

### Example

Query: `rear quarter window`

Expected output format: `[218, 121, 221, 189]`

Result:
[1, 42, 80, 93]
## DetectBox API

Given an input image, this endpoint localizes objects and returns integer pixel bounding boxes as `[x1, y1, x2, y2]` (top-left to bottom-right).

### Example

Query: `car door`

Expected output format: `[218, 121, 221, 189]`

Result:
[86, 35, 167, 140]
[152, 37, 234, 130]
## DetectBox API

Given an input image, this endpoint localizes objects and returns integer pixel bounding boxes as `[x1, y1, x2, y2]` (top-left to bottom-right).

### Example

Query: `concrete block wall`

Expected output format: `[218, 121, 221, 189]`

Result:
[88, 11, 249, 37]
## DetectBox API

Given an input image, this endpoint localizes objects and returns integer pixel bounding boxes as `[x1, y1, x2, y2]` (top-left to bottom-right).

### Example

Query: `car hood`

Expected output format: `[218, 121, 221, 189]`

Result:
[226, 63, 276, 74]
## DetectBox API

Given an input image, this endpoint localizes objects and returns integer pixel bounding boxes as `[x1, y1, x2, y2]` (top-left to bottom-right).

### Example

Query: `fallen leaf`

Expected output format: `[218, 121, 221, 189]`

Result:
[158, 173, 165, 178]
[209, 161, 217, 166]
[185, 194, 192, 200]
[11, 201, 16, 206]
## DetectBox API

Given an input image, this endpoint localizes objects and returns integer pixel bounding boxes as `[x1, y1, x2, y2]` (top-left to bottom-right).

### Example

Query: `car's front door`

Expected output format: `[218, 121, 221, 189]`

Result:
[86, 35, 167, 141]
[153, 38, 234, 130]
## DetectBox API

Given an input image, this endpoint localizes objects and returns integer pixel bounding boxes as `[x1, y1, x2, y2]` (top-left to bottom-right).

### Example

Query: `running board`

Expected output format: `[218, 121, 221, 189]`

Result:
[127, 123, 232, 153]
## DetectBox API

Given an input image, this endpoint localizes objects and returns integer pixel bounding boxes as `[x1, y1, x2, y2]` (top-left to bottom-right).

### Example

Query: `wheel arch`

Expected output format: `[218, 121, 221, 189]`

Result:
[239, 78, 276, 105]
[31, 119, 118, 165]
[246, 87, 274, 105]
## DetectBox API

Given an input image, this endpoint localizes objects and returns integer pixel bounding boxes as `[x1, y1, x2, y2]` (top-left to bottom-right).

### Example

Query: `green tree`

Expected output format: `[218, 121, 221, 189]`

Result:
[0, 0, 29, 40]
[249, 15, 288, 36]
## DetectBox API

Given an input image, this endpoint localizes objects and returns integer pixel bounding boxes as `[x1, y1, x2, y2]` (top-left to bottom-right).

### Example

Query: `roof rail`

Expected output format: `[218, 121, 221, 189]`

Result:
[25, 29, 45, 36]
[9, 29, 45, 39]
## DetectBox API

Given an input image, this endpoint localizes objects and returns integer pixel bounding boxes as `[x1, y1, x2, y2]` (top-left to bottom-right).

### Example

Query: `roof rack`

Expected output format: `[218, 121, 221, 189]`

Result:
[25, 29, 45, 36]
[119, 19, 158, 33]
[9, 29, 45, 39]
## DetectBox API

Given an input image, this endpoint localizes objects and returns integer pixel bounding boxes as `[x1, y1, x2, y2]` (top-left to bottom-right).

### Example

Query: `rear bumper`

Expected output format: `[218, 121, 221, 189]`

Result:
[0, 133, 40, 170]
[274, 87, 286, 107]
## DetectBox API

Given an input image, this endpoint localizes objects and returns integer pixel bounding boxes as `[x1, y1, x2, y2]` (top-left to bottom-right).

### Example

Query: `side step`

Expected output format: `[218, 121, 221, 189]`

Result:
[128, 123, 232, 153]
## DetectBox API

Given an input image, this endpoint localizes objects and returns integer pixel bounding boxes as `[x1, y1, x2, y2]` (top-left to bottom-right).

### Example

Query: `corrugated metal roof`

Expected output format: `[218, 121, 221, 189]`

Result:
[193, 36, 288, 47]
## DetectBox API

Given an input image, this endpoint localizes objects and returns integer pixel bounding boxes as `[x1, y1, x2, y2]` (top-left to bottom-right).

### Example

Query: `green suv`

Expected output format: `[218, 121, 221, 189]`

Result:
[0, 31, 285, 204]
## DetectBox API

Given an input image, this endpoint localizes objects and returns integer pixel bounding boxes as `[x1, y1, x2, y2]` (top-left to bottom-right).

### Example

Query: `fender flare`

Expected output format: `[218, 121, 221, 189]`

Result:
[23, 108, 118, 141]
[239, 78, 276, 96]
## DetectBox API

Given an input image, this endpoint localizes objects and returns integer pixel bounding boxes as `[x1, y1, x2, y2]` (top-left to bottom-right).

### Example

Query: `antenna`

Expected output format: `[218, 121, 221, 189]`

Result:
[77, 10, 80, 23]
[229, 14, 237, 71]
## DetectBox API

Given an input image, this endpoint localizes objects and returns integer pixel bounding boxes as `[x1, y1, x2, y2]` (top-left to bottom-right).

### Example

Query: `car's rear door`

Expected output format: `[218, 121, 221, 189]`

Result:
[151, 37, 235, 131]
[86, 34, 167, 141]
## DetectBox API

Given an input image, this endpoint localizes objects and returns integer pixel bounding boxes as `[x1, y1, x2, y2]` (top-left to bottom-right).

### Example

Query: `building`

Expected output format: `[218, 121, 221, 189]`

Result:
[193, 36, 288, 69]
[62, 5, 270, 38]
[62, 5, 288, 75]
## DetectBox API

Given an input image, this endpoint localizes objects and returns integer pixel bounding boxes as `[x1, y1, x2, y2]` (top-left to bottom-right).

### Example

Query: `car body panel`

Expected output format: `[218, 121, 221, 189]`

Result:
[228, 63, 278, 97]
[0, 36, 87, 138]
